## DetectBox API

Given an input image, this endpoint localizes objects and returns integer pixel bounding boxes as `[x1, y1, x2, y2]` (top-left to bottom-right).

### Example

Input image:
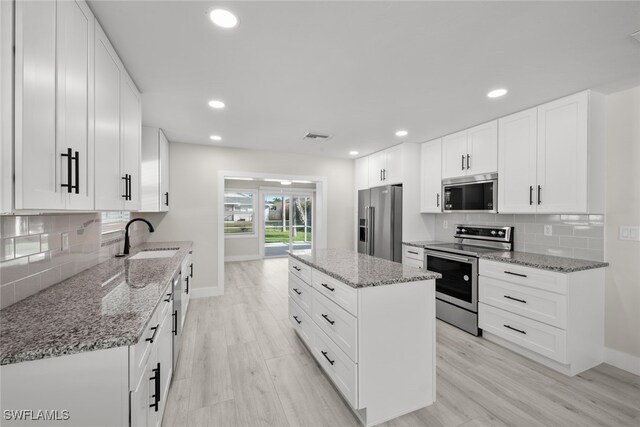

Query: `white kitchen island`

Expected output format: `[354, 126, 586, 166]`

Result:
[288, 249, 441, 427]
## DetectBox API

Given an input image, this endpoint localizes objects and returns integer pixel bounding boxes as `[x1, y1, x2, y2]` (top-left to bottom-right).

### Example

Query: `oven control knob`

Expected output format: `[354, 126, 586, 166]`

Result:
[460, 228, 467, 233]
[491, 230, 497, 236]
[498, 231, 505, 236]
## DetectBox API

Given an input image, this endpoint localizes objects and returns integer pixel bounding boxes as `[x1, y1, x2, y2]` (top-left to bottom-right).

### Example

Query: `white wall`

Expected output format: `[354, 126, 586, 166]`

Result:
[145, 143, 354, 293]
[604, 85, 640, 368]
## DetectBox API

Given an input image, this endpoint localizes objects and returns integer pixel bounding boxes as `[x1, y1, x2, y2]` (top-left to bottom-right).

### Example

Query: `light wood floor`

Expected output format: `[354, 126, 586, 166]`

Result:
[163, 258, 640, 427]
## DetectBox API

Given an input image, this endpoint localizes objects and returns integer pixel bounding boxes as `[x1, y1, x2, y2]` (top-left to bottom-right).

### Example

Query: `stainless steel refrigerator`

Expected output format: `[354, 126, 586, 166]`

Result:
[358, 185, 403, 262]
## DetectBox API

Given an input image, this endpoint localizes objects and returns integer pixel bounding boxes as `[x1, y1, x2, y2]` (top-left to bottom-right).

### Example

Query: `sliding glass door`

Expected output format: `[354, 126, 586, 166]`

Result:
[263, 192, 313, 257]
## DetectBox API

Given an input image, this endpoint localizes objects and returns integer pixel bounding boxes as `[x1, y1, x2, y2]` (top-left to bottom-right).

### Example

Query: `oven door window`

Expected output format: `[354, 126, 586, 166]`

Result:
[427, 256, 473, 303]
[444, 182, 494, 211]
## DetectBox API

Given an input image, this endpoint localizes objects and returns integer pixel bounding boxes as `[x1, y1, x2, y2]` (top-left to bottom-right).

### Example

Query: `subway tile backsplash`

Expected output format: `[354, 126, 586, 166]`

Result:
[0, 213, 150, 310]
[433, 213, 605, 262]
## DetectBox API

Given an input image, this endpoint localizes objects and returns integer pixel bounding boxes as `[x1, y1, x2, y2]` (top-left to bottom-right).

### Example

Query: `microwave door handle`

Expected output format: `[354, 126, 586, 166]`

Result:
[425, 250, 472, 263]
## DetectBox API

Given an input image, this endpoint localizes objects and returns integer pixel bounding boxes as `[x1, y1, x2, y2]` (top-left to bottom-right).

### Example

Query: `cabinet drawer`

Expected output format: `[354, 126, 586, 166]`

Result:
[130, 310, 160, 389]
[403, 257, 424, 270]
[402, 245, 424, 261]
[479, 303, 567, 363]
[312, 325, 358, 409]
[289, 297, 314, 347]
[288, 272, 312, 315]
[479, 276, 567, 329]
[312, 290, 358, 362]
[480, 260, 567, 294]
[289, 257, 312, 284]
[312, 270, 358, 316]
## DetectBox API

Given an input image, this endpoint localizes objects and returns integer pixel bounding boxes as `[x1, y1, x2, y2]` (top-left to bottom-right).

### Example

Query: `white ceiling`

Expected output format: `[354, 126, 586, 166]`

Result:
[88, 1, 640, 159]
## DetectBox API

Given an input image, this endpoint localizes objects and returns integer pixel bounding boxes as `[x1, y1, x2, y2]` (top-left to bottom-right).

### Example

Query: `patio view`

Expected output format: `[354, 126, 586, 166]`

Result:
[264, 194, 312, 257]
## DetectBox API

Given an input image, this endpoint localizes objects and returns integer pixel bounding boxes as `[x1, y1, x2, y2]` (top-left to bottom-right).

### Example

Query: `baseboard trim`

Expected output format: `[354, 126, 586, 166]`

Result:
[604, 347, 640, 376]
[190, 286, 223, 299]
[224, 254, 261, 262]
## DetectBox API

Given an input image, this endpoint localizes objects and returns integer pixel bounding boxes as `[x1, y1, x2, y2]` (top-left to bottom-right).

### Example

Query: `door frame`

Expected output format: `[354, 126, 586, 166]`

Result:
[260, 188, 315, 258]
[218, 170, 328, 295]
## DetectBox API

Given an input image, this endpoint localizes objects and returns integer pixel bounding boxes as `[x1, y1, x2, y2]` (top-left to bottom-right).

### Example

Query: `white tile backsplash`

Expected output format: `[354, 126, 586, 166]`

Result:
[433, 213, 605, 261]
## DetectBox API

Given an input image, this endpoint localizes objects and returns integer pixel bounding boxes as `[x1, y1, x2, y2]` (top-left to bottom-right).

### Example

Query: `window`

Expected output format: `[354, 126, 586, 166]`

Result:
[224, 191, 255, 235]
[101, 211, 131, 234]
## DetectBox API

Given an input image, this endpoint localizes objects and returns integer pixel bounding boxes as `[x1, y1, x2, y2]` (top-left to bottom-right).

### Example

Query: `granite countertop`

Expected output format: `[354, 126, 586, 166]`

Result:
[0, 241, 192, 366]
[403, 241, 446, 248]
[479, 251, 609, 273]
[289, 248, 441, 288]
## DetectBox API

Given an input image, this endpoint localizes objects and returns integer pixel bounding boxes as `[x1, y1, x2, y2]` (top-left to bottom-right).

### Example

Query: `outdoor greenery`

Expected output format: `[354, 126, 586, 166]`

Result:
[224, 221, 253, 233]
[265, 228, 312, 243]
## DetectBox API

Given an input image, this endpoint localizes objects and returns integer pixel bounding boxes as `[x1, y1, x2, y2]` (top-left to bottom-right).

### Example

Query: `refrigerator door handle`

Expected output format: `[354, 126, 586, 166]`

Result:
[368, 206, 375, 256]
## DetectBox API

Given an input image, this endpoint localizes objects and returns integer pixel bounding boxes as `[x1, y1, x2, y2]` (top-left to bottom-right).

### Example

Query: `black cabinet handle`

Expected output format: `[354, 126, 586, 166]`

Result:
[408, 250, 418, 255]
[122, 175, 129, 199]
[321, 283, 335, 292]
[73, 151, 79, 193]
[172, 310, 178, 335]
[529, 186, 534, 205]
[127, 174, 132, 201]
[145, 325, 159, 343]
[149, 362, 160, 411]
[321, 350, 335, 365]
[467, 154, 471, 170]
[380, 169, 383, 182]
[436, 193, 440, 207]
[164, 292, 172, 303]
[461, 155, 465, 171]
[164, 192, 169, 206]
[292, 266, 301, 271]
[504, 295, 527, 304]
[293, 315, 302, 324]
[185, 276, 189, 294]
[504, 324, 527, 335]
[60, 148, 73, 193]
[504, 270, 527, 278]
[293, 288, 302, 295]
[321, 314, 335, 325]
[537, 185, 542, 205]
[189, 263, 193, 278]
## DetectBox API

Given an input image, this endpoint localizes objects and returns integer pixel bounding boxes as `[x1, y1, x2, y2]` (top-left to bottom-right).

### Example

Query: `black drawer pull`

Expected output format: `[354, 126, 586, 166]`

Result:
[149, 362, 160, 412]
[189, 263, 193, 278]
[172, 310, 178, 335]
[321, 314, 335, 325]
[408, 250, 418, 255]
[164, 191, 169, 206]
[185, 276, 189, 294]
[321, 350, 335, 365]
[293, 315, 302, 324]
[292, 265, 301, 271]
[145, 325, 159, 343]
[504, 271, 527, 278]
[164, 292, 172, 302]
[504, 324, 527, 335]
[321, 283, 335, 292]
[504, 295, 527, 304]
[293, 288, 302, 295]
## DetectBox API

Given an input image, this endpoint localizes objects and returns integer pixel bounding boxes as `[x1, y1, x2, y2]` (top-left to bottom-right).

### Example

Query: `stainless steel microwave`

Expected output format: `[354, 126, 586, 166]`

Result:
[442, 173, 497, 213]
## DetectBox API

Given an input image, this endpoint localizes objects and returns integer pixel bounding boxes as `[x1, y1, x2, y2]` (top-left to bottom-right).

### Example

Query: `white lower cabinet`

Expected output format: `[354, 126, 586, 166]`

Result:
[402, 244, 424, 269]
[181, 252, 193, 328]
[478, 259, 605, 376]
[288, 256, 436, 427]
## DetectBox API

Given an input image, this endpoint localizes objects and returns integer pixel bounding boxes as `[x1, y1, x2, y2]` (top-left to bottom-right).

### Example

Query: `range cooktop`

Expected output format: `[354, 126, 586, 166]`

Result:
[424, 242, 504, 257]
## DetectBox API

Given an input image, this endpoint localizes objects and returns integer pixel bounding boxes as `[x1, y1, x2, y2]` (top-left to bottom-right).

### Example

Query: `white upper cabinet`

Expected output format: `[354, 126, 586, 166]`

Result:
[498, 91, 604, 214]
[14, 0, 95, 210]
[420, 138, 442, 213]
[498, 108, 538, 213]
[536, 92, 589, 213]
[141, 127, 170, 212]
[442, 121, 498, 179]
[94, 21, 141, 211]
[355, 156, 369, 191]
[368, 145, 402, 187]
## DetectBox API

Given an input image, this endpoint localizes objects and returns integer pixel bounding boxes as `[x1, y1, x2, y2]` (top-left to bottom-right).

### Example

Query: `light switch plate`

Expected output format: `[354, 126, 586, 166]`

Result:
[443, 220, 448, 229]
[619, 226, 640, 241]
[544, 225, 553, 236]
[61, 232, 69, 250]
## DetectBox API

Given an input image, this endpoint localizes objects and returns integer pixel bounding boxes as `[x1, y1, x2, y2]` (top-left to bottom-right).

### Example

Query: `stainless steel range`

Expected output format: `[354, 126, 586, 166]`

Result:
[424, 224, 514, 336]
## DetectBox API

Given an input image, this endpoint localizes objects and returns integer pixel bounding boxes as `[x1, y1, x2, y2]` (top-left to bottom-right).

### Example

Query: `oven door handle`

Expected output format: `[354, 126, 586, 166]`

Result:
[425, 250, 472, 263]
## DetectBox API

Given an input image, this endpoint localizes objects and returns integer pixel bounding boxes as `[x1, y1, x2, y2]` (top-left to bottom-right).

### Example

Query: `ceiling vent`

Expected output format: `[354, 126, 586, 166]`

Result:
[303, 132, 331, 142]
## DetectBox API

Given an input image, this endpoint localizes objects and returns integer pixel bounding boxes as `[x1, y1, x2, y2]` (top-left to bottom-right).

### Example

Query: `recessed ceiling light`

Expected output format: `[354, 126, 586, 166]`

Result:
[395, 130, 408, 137]
[208, 100, 225, 109]
[209, 135, 222, 141]
[209, 9, 238, 29]
[349, 151, 359, 156]
[281, 180, 292, 186]
[487, 88, 508, 98]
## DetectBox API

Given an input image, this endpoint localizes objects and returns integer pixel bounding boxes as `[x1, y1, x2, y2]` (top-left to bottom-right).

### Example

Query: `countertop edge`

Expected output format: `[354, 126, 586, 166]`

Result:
[479, 254, 609, 273]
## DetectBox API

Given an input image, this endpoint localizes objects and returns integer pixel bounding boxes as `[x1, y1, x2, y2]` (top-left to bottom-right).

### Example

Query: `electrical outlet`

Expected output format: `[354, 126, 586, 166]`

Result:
[544, 225, 553, 236]
[61, 232, 69, 250]
[619, 226, 640, 241]
[443, 220, 449, 229]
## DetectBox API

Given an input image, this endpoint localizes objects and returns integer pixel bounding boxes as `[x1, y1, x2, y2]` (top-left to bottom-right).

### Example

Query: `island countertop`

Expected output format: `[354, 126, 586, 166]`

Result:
[289, 248, 441, 288]
[0, 241, 192, 366]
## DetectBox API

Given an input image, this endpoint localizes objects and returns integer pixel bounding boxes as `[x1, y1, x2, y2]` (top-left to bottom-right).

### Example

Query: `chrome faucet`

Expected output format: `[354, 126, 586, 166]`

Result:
[116, 218, 155, 257]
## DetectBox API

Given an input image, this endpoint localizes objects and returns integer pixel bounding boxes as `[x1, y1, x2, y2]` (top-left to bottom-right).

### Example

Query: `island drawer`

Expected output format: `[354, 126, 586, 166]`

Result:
[312, 290, 358, 362]
[289, 297, 314, 347]
[479, 302, 567, 364]
[479, 260, 567, 295]
[479, 276, 567, 329]
[403, 245, 424, 261]
[289, 258, 312, 283]
[288, 272, 312, 314]
[312, 323, 358, 409]
[311, 270, 358, 316]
